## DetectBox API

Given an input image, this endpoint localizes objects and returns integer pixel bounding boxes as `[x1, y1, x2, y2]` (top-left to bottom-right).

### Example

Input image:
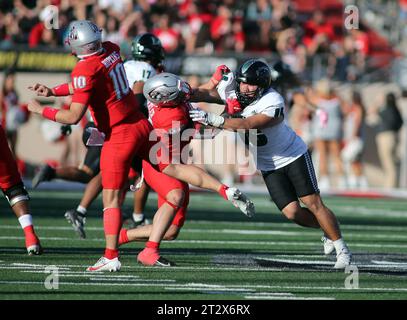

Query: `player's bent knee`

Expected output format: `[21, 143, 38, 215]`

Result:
[283, 210, 297, 221]
[165, 189, 185, 207]
[2, 182, 30, 207]
[301, 194, 324, 212]
[282, 202, 301, 221]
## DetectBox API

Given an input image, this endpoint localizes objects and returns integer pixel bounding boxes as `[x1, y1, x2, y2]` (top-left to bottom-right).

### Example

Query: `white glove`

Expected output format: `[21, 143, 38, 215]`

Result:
[189, 109, 225, 128]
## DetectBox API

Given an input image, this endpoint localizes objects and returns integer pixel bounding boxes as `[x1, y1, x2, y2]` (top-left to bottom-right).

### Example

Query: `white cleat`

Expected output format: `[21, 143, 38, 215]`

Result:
[321, 236, 335, 255]
[226, 187, 255, 218]
[334, 249, 352, 269]
[86, 257, 121, 272]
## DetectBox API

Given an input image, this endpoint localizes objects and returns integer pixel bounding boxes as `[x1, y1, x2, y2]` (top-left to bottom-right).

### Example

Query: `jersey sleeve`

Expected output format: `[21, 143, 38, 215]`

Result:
[256, 91, 286, 118]
[124, 61, 157, 87]
[71, 64, 96, 105]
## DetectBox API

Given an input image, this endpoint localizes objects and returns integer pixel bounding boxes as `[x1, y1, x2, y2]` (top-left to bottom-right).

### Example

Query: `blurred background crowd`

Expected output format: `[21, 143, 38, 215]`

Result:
[1, 0, 405, 80]
[1, 0, 407, 190]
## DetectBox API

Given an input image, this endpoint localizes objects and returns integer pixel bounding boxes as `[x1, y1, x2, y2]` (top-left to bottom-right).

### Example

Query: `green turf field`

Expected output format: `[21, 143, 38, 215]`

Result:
[1, 190, 407, 300]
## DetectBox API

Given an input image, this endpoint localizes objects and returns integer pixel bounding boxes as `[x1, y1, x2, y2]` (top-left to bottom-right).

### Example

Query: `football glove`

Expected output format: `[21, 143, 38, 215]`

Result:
[210, 65, 230, 85]
[189, 109, 225, 128]
[225, 98, 242, 115]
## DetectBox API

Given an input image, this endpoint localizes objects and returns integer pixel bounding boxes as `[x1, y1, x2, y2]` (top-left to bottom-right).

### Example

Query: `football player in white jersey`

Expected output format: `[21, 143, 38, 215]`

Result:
[189, 59, 352, 269]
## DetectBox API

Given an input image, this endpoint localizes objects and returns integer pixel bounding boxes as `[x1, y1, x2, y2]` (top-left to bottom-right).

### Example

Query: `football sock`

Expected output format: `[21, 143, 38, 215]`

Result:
[218, 184, 229, 200]
[18, 215, 38, 247]
[118, 229, 129, 245]
[133, 212, 144, 222]
[103, 208, 122, 254]
[103, 208, 122, 236]
[333, 238, 348, 254]
[76, 205, 87, 215]
[146, 241, 160, 250]
[104, 248, 119, 260]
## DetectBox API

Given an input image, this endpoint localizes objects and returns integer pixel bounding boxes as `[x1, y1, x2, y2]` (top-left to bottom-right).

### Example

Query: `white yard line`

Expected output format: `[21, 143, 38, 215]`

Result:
[185, 220, 407, 232]
[0, 280, 406, 293]
[372, 261, 407, 266]
[1, 221, 407, 233]
[1, 236, 406, 249]
[329, 206, 407, 218]
[1, 223, 407, 236]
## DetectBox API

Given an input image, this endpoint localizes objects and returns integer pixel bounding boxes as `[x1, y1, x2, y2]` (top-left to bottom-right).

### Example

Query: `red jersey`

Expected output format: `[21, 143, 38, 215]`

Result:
[147, 101, 193, 132]
[147, 101, 197, 167]
[71, 41, 143, 135]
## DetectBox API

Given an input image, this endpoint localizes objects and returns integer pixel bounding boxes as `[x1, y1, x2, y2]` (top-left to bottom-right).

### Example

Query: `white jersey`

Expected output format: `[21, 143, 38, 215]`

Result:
[217, 72, 307, 171]
[123, 60, 156, 87]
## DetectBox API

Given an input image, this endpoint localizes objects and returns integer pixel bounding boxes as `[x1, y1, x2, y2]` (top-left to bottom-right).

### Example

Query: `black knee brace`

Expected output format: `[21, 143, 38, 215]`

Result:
[2, 182, 30, 207]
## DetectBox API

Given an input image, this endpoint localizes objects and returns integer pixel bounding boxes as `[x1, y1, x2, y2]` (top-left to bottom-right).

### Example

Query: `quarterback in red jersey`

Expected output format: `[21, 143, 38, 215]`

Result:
[0, 125, 42, 255]
[27, 20, 174, 272]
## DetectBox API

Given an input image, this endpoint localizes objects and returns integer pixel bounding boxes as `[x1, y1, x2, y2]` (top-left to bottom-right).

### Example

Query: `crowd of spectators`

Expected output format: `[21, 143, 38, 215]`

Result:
[0, 0, 384, 82]
[1, 0, 406, 188]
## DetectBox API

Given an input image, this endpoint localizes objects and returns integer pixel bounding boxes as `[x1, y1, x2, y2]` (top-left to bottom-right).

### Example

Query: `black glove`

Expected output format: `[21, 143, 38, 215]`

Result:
[61, 124, 72, 136]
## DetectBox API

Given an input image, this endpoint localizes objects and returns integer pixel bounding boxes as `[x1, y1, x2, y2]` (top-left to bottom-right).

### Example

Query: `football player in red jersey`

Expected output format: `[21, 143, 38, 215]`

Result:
[118, 73, 255, 266]
[0, 125, 42, 255]
[27, 20, 169, 272]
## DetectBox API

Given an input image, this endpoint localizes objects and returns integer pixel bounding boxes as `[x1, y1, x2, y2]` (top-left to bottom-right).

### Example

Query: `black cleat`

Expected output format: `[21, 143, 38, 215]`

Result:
[64, 210, 86, 239]
[123, 216, 151, 229]
[32, 164, 55, 189]
[27, 244, 43, 256]
[154, 256, 176, 267]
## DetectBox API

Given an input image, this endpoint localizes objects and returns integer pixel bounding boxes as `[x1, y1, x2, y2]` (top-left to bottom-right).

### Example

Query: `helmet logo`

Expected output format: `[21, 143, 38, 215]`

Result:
[68, 27, 78, 41]
[241, 60, 255, 74]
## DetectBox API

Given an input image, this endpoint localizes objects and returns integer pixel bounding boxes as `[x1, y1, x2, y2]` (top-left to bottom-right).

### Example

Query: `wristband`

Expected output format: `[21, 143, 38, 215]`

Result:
[52, 83, 70, 96]
[42, 107, 59, 121]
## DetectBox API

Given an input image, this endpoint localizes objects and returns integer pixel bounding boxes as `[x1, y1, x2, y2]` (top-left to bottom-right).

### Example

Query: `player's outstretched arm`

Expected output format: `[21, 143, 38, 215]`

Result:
[190, 65, 229, 104]
[28, 83, 73, 97]
[198, 65, 231, 90]
[189, 88, 223, 105]
[27, 100, 88, 125]
[189, 109, 283, 130]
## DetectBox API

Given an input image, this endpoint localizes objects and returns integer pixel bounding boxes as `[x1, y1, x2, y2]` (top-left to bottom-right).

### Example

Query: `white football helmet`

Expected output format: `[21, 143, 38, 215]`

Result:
[65, 20, 103, 58]
[143, 73, 191, 107]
